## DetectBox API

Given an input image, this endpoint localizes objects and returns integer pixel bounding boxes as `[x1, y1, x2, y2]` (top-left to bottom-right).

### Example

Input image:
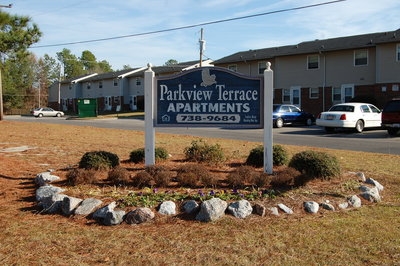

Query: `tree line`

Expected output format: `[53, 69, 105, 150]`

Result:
[0, 10, 117, 113]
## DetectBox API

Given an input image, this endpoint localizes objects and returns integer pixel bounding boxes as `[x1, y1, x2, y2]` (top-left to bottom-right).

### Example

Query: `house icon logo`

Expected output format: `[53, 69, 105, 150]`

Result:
[161, 114, 170, 122]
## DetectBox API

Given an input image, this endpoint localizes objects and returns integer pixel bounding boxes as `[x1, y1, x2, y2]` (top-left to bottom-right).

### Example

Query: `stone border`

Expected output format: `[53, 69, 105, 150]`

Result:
[34, 171, 384, 226]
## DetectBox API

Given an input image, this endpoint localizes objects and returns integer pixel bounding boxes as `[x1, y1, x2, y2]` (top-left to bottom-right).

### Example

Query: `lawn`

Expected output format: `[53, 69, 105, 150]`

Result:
[0, 120, 399, 265]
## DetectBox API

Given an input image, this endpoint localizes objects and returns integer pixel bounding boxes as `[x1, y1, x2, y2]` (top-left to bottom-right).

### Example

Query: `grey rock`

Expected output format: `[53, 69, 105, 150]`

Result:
[182, 200, 199, 214]
[277, 203, 293, 214]
[253, 203, 266, 216]
[360, 186, 381, 202]
[348, 195, 362, 208]
[365, 178, 384, 191]
[103, 210, 126, 226]
[158, 200, 176, 215]
[125, 208, 155, 224]
[321, 202, 335, 211]
[92, 202, 117, 221]
[304, 201, 319, 213]
[338, 202, 349, 209]
[35, 171, 60, 187]
[268, 207, 280, 216]
[36, 185, 65, 202]
[356, 172, 366, 182]
[74, 198, 103, 216]
[41, 193, 67, 214]
[227, 200, 253, 219]
[196, 198, 227, 222]
[61, 196, 83, 216]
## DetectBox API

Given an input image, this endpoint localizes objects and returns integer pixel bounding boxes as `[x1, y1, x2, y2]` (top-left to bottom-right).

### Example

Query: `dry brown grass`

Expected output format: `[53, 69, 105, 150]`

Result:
[1, 120, 400, 265]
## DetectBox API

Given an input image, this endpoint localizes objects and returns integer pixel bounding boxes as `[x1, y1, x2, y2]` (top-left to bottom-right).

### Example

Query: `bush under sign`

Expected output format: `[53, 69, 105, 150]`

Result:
[155, 67, 263, 128]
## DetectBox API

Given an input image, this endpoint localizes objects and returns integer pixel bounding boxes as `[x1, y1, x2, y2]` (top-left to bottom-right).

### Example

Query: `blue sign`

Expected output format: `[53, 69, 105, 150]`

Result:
[155, 67, 263, 128]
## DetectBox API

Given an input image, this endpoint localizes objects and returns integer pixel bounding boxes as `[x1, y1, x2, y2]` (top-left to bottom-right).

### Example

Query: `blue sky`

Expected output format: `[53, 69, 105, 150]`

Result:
[8, 0, 400, 70]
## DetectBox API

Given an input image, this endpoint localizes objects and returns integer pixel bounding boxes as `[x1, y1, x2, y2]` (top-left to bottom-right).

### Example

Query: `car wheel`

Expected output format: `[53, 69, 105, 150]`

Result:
[388, 128, 400, 136]
[355, 120, 364, 133]
[325, 127, 335, 133]
[56, 113, 61, 117]
[275, 118, 284, 128]
[305, 118, 313, 126]
[38, 113, 43, 118]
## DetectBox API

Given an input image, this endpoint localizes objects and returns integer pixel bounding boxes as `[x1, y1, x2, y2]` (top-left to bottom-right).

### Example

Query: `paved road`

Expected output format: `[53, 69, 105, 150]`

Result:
[4, 115, 400, 155]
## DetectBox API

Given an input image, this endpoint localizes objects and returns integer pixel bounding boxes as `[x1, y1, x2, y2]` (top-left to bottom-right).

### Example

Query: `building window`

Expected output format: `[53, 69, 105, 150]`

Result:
[282, 89, 290, 103]
[86, 82, 91, 89]
[228, 64, 237, 72]
[136, 78, 141, 86]
[333, 87, 341, 102]
[307, 55, 319, 69]
[354, 49, 368, 66]
[258, 62, 267, 74]
[99, 81, 103, 88]
[113, 78, 118, 86]
[393, 84, 399, 91]
[309, 87, 319, 99]
[397, 44, 400, 61]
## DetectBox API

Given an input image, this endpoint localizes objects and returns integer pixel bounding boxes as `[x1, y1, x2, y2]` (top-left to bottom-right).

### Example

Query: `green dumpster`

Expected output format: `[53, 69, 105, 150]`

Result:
[77, 98, 97, 118]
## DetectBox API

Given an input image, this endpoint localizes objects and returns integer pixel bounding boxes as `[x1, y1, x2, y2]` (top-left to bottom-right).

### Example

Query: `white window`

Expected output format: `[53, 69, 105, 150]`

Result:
[113, 79, 118, 86]
[397, 44, 400, 61]
[282, 89, 290, 103]
[354, 49, 368, 66]
[136, 78, 141, 86]
[258, 62, 267, 74]
[307, 54, 319, 69]
[99, 81, 103, 89]
[86, 82, 91, 89]
[228, 64, 237, 72]
[309, 87, 319, 99]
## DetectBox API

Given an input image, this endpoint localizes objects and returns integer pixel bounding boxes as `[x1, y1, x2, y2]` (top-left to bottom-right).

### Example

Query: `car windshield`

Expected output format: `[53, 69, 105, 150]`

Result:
[329, 105, 354, 112]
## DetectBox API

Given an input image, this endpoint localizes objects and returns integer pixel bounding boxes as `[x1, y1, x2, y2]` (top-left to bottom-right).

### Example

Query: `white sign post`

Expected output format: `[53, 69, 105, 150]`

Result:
[144, 64, 155, 166]
[263, 62, 273, 174]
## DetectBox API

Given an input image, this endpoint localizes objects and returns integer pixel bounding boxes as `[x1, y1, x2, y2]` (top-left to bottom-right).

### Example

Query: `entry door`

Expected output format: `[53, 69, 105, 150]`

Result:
[290, 86, 301, 107]
[104, 96, 112, 111]
[129, 95, 137, 111]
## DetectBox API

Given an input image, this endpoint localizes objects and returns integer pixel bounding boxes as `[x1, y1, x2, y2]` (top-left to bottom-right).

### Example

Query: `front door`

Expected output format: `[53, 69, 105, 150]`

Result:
[290, 86, 301, 107]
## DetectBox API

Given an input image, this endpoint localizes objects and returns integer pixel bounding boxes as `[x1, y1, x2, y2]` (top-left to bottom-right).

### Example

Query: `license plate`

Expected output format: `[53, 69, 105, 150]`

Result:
[326, 115, 335, 120]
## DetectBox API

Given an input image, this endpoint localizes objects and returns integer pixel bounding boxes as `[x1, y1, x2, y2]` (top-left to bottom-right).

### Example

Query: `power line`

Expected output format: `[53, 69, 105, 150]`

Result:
[30, 0, 346, 49]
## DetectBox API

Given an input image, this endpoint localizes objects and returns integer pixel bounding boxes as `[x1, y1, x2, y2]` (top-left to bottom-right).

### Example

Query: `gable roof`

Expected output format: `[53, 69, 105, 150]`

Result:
[214, 28, 400, 64]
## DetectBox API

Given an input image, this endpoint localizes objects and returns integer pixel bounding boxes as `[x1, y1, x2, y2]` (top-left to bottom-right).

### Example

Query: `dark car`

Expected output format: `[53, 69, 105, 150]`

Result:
[273, 104, 315, 128]
[381, 98, 400, 136]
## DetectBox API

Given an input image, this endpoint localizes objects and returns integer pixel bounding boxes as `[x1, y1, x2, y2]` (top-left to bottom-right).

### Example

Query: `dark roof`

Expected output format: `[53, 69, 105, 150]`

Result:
[214, 28, 400, 64]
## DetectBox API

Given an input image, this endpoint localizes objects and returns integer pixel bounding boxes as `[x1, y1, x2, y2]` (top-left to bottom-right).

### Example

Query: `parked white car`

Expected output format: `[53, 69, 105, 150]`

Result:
[31, 107, 64, 118]
[316, 102, 382, 133]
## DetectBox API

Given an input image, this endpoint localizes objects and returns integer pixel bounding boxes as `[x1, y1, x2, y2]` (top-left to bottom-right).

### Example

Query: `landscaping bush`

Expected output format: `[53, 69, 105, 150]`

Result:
[176, 164, 213, 188]
[253, 172, 271, 188]
[270, 167, 301, 187]
[129, 147, 169, 163]
[288, 150, 340, 180]
[66, 168, 98, 185]
[132, 171, 154, 188]
[245, 145, 289, 167]
[107, 166, 131, 185]
[226, 165, 258, 188]
[145, 165, 172, 187]
[78, 151, 119, 170]
[184, 139, 225, 164]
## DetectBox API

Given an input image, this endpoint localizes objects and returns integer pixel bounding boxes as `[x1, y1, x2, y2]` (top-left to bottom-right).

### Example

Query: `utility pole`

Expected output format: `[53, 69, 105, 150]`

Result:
[199, 28, 205, 67]
[0, 3, 12, 121]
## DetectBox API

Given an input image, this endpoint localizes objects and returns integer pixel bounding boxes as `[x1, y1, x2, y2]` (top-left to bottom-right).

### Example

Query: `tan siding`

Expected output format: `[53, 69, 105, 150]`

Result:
[376, 43, 400, 83]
